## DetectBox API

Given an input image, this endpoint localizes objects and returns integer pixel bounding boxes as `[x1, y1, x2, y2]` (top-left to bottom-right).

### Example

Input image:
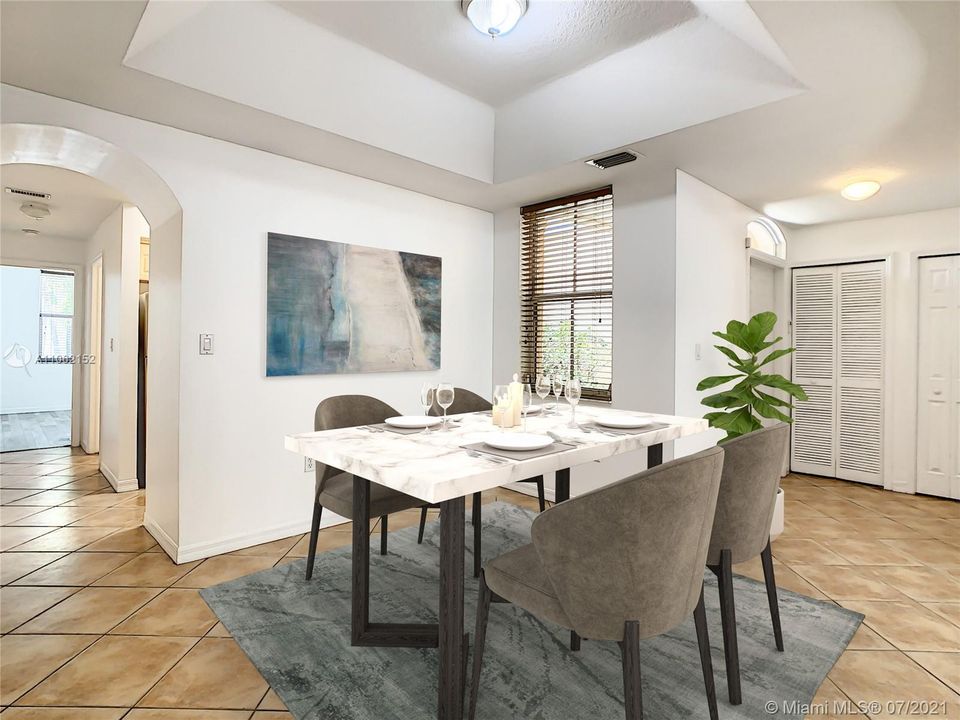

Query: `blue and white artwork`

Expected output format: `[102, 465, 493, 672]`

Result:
[266, 233, 441, 376]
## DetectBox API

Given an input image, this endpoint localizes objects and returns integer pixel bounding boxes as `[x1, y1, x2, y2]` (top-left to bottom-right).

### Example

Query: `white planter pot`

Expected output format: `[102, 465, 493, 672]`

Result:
[770, 488, 785, 541]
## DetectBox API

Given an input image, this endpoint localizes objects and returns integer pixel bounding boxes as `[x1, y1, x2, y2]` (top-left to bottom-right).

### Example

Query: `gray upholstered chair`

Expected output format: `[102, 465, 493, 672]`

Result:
[706, 423, 789, 705]
[469, 446, 725, 720]
[420, 386, 547, 578]
[305, 395, 428, 581]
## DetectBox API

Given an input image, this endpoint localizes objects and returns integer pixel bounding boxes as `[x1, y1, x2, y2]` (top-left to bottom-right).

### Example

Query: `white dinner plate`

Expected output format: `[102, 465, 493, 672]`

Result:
[595, 415, 653, 429]
[484, 432, 553, 452]
[384, 415, 443, 429]
[524, 405, 543, 415]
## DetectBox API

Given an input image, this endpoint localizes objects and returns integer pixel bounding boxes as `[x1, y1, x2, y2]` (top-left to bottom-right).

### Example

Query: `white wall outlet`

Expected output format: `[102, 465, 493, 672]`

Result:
[304, 457, 315, 473]
[695, 343, 701, 360]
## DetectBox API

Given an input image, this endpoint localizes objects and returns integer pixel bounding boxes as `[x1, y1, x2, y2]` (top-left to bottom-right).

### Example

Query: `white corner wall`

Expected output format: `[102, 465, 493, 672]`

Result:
[674, 170, 760, 456]
[492, 169, 678, 497]
[788, 207, 960, 493]
[1, 84, 494, 561]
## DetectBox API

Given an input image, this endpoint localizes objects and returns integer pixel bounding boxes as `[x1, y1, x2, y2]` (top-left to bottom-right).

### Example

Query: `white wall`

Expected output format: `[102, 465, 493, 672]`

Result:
[0, 265, 73, 414]
[674, 170, 761, 455]
[788, 207, 960, 493]
[2, 84, 494, 561]
[492, 169, 678, 497]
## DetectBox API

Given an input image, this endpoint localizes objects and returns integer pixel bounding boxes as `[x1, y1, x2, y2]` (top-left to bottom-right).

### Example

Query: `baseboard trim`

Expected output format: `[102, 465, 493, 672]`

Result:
[100, 463, 138, 493]
[144, 515, 179, 562]
[175, 517, 320, 564]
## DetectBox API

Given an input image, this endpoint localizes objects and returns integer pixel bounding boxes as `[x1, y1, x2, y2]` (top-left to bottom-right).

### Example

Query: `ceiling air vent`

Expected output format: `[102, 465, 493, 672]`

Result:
[585, 150, 640, 170]
[5, 187, 51, 200]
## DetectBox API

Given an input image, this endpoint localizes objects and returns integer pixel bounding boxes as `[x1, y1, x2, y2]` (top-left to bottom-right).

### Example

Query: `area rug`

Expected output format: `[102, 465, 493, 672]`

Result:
[201, 502, 862, 720]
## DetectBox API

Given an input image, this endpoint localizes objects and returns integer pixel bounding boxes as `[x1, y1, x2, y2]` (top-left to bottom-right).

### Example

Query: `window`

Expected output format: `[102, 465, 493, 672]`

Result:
[747, 218, 786, 260]
[520, 186, 613, 402]
[38, 270, 74, 363]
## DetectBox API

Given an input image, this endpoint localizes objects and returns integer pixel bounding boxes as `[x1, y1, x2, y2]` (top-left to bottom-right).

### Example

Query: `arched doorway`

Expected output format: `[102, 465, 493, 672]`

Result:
[2, 123, 184, 557]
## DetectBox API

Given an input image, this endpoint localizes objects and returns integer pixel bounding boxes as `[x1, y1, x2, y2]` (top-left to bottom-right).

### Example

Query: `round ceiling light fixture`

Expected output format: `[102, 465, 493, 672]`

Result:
[461, 0, 527, 37]
[19, 201, 51, 219]
[840, 180, 881, 201]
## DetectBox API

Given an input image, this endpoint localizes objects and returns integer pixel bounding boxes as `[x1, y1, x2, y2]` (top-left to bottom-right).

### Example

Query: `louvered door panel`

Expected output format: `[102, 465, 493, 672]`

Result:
[836, 263, 884, 484]
[791, 268, 837, 475]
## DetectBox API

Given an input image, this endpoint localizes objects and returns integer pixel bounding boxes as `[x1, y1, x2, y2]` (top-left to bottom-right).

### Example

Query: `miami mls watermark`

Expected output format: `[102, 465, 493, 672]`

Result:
[3, 342, 96, 376]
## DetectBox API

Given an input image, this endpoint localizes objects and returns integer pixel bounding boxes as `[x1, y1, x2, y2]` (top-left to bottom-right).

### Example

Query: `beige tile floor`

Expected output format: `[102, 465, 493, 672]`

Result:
[1, 446, 957, 719]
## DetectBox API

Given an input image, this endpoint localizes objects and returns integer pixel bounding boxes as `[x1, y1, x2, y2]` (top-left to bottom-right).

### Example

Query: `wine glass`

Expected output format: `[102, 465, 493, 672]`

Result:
[521, 383, 533, 432]
[565, 378, 582, 428]
[492, 384, 509, 428]
[552, 375, 565, 415]
[419, 383, 435, 434]
[535, 375, 551, 414]
[436, 383, 455, 430]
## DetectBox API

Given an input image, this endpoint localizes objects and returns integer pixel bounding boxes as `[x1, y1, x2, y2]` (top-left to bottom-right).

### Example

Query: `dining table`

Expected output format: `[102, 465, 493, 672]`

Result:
[285, 404, 709, 720]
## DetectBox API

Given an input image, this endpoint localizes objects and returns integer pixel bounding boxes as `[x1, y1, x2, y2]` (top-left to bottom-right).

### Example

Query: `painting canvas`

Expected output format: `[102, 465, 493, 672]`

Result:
[266, 233, 441, 376]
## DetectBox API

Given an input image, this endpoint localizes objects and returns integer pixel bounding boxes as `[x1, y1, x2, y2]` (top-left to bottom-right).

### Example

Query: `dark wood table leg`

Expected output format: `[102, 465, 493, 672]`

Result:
[438, 495, 466, 720]
[555, 467, 570, 503]
[351, 475, 439, 648]
[351, 475, 371, 645]
[648, 443, 663, 468]
[554, 468, 581, 651]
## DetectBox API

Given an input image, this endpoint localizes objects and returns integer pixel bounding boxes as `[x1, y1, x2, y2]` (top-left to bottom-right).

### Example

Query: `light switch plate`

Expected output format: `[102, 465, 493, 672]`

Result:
[199, 334, 214, 355]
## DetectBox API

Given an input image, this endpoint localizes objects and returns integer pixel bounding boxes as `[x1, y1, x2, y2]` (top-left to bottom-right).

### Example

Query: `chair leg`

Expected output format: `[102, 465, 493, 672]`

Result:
[535, 476, 546, 512]
[417, 506, 428, 544]
[305, 502, 322, 581]
[619, 620, 643, 720]
[716, 548, 742, 705]
[761, 539, 784, 651]
[379, 515, 388, 556]
[693, 586, 719, 720]
[472, 492, 482, 578]
[468, 570, 493, 720]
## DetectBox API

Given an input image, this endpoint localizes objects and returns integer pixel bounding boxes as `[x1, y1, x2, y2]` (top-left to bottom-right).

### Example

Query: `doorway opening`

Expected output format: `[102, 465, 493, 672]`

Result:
[0, 264, 75, 452]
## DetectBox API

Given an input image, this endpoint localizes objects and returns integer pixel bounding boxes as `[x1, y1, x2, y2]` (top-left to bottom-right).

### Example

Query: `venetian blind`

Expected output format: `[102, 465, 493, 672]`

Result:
[520, 186, 613, 402]
[39, 269, 74, 362]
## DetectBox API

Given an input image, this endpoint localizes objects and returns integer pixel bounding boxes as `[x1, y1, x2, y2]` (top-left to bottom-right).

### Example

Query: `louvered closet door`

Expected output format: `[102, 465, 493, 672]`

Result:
[836, 263, 884, 485]
[791, 268, 838, 476]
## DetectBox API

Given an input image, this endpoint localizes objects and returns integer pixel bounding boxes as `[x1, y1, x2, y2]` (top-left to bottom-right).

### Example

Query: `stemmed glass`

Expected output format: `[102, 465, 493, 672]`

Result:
[521, 383, 533, 432]
[492, 385, 509, 428]
[419, 383, 435, 434]
[535, 375, 551, 414]
[552, 375, 566, 415]
[436, 383, 455, 430]
[565, 378, 582, 428]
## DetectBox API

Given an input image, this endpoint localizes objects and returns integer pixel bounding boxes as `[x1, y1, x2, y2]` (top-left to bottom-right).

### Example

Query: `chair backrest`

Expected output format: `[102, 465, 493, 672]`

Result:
[314, 395, 398, 492]
[428, 387, 492, 416]
[707, 423, 788, 565]
[531, 446, 724, 642]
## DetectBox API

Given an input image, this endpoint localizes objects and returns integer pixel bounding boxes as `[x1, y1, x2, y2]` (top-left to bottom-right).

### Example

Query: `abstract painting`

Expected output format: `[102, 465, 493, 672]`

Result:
[266, 232, 441, 376]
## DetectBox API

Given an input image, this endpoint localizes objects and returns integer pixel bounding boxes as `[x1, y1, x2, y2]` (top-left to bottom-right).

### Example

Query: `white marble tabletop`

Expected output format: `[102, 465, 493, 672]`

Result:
[285, 405, 709, 504]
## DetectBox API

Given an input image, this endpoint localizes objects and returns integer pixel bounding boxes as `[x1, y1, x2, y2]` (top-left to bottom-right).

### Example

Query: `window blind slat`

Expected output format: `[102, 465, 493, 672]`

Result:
[520, 187, 613, 402]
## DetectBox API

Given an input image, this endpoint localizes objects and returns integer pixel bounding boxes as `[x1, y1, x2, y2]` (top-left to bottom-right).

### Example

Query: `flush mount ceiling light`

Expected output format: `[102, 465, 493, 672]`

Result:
[841, 180, 881, 201]
[19, 201, 51, 219]
[461, 0, 527, 38]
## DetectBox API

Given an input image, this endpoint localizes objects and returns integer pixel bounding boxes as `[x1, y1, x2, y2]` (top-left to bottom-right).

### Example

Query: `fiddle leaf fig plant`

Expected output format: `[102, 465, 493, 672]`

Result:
[697, 311, 808, 441]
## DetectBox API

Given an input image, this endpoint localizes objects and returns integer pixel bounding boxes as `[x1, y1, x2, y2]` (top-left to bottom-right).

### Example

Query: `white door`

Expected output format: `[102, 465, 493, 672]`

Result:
[791, 262, 885, 485]
[835, 263, 885, 485]
[791, 267, 838, 476]
[917, 255, 960, 499]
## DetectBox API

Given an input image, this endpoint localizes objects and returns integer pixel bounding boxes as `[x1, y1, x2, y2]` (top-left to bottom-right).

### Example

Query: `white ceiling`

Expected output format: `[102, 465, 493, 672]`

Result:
[0, 1, 957, 226]
[277, 0, 700, 106]
[0, 164, 126, 240]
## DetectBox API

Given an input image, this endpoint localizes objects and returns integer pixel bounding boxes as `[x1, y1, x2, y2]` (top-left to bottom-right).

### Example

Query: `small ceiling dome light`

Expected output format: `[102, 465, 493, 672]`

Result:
[841, 180, 881, 201]
[19, 201, 51, 219]
[462, 0, 527, 37]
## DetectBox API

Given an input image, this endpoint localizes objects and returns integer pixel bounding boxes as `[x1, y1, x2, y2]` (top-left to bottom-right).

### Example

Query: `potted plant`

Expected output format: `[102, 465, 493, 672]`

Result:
[697, 311, 807, 539]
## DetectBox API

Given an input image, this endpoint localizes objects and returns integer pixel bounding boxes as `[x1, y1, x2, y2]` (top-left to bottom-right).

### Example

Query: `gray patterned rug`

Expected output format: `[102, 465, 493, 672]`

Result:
[201, 502, 862, 720]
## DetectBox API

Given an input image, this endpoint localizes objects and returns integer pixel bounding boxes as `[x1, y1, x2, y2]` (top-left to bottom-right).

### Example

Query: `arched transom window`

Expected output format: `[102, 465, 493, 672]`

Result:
[747, 217, 786, 260]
